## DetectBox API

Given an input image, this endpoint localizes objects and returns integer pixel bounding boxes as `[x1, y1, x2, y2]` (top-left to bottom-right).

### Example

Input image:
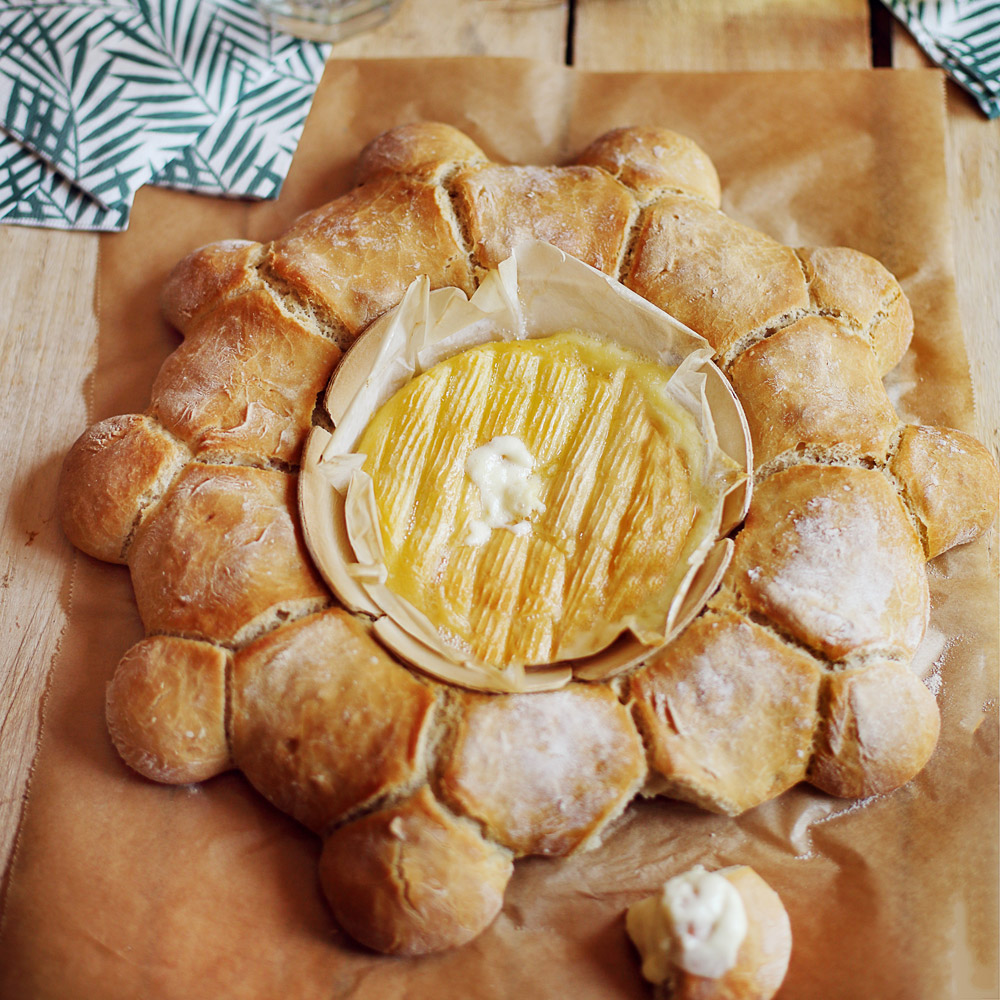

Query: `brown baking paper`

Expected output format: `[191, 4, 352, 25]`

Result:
[0, 60, 996, 1000]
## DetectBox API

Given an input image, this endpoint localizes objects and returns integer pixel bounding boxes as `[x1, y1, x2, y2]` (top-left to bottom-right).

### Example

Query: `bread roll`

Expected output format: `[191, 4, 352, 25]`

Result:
[438, 683, 646, 856]
[232, 609, 438, 834]
[150, 287, 341, 466]
[319, 787, 513, 955]
[808, 659, 941, 798]
[889, 423, 1000, 559]
[160, 238, 264, 334]
[106, 635, 231, 784]
[724, 464, 929, 663]
[727, 315, 899, 472]
[128, 463, 327, 645]
[58, 413, 188, 564]
[626, 864, 791, 1000]
[630, 610, 822, 816]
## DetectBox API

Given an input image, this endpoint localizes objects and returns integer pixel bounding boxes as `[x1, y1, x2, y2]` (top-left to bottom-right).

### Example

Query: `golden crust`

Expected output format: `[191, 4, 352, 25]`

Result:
[630, 610, 822, 816]
[725, 465, 929, 663]
[438, 683, 646, 856]
[808, 660, 940, 798]
[727, 316, 899, 471]
[665, 866, 792, 1000]
[267, 174, 474, 338]
[889, 423, 1000, 559]
[160, 239, 264, 335]
[232, 609, 438, 834]
[58, 413, 188, 564]
[319, 786, 513, 955]
[150, 287, 341, 466]
[106, 635, 231, 784]
[575, 125, 721, 206]
[625, 196, 809, 361]
[452, 163, 636, 273]
[128, 463, 327, 644]
[796, 245, 913, 374]
[354, 121, 487, 184]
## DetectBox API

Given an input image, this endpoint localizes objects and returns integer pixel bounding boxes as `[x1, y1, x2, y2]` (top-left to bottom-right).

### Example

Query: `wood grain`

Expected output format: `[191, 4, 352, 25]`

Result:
[0, 228, 98, 881]
[333, 0, 569, 60]
[573, 0, 871, 71]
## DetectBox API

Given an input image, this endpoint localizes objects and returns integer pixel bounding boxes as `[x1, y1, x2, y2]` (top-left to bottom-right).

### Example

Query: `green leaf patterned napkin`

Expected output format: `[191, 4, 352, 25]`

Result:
[882, 0, 1000, 117]
[0, 0, 330, 231]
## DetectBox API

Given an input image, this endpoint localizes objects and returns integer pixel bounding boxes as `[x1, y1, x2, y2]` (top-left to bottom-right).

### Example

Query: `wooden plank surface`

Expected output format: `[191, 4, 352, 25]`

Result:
[0, 229, 98, 879]
[573, 0, 872, 70]
[1, 0, 997, 897]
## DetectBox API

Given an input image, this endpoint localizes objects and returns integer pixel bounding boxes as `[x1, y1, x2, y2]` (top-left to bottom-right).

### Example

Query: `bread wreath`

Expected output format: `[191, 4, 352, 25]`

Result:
[59, 123, 999, 956]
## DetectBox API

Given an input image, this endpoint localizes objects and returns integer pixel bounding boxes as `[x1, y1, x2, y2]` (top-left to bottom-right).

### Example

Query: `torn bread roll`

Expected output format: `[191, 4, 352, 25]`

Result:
[626, 865, 791, 1000]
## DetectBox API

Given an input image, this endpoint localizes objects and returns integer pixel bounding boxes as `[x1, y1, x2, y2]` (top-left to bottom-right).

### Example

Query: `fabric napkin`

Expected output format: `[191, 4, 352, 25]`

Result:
[882, 0, 1000, 116]
[0, 0, 330, 231]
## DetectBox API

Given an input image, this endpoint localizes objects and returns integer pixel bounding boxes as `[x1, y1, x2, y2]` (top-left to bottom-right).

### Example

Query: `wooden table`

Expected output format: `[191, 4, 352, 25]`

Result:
[2, 0, 997, 900]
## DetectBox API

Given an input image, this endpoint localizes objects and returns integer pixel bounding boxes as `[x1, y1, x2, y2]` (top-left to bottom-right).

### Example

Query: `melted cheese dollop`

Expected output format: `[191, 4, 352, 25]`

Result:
[463, 435, 546, 546]
[626, 866, 747, 983]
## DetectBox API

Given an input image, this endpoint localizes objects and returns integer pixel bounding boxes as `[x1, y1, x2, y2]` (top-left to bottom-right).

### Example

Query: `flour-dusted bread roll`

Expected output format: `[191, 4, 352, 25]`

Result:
[106, 635, 232, 784]
[723, 464, 929, 663]
[576, 124, 722, 206]
[728, 315, 899, 472]
[889, 423, 1000, 559]
[55, 122, 999, 958]
[630, 610, 822, 816]
[437, 683, 646, 856]
[808, 659, 941, 798]
[626, 864, 791, 1000]
[319, 786, 513, 955]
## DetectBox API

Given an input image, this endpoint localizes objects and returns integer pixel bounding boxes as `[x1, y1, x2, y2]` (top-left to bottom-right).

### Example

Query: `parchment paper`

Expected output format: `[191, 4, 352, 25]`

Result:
[0, 60, 996, 1000]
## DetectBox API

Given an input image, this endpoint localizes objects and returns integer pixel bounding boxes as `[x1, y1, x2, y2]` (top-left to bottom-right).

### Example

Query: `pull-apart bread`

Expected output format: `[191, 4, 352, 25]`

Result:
[59, 122, 999, 959]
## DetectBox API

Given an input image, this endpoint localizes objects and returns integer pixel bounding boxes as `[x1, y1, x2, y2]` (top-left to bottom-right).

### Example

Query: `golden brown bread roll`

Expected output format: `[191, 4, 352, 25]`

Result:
[796, 244, 914, 375]
[150, 287, 342, 466]
[889, 423, 1000, 559]
[127, 463, 328, 645]
[626, 194, 811, 362]
[160, 238, 264, 335]
[232, 609, 438, 834]
[451, 162, 637, 274]
[808, 659, 941, 798]
[576, 124, 722, 206]
[630, 610, 822, 816]
[106, 635, 231, 784]
[354, 120, 487, 184]
[266, 174, 475, 338]
[58, 413, 188, 564]
[54, 122, 999, 959]
[727, 315, 899, 472]
[318, 786, 513, 955]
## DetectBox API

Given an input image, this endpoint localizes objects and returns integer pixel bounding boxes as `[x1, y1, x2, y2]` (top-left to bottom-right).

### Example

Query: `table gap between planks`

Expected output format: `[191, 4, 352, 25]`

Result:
[1, 0, 996, 895]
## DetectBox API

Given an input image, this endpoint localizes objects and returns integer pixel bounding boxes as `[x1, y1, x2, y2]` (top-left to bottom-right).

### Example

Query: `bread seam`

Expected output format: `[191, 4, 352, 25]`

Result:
[119, 418, 193, 562]
[256, 253, 356, 351]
